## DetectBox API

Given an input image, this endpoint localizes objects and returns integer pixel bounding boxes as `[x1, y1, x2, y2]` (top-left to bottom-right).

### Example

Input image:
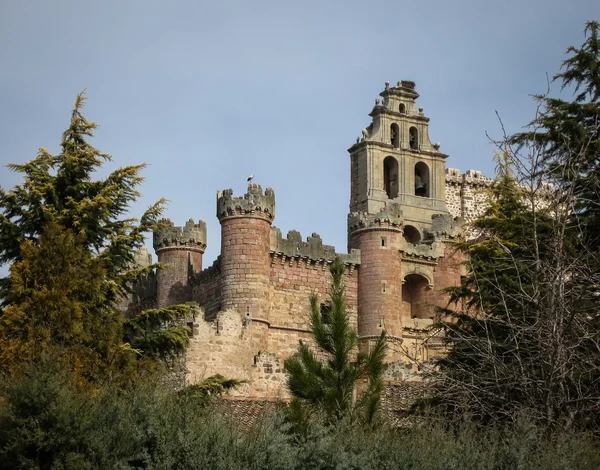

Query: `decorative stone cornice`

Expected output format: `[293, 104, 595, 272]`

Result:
[217, 184, 275, 223]
[153, 218, 207, 253]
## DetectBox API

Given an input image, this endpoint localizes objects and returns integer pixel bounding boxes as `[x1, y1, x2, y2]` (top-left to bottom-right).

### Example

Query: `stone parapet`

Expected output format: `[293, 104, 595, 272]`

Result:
[153, 218, 207, 254]
[270, 228, 360, 266]
[217, 184, 275, 223]
[445, 168, 492, 187]
[431, 213, 463, 239]
[348, 203, 404, 234]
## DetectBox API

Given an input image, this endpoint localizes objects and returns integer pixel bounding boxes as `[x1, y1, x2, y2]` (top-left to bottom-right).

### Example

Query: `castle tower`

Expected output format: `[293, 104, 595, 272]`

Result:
[153, 219, 207, 308]
[216, 184, 275, 319]
[348, 81, 453, 352]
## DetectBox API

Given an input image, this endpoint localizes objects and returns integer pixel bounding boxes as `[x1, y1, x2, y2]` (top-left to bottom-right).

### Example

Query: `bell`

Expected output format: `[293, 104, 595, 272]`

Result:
[415, 175, 426, 196]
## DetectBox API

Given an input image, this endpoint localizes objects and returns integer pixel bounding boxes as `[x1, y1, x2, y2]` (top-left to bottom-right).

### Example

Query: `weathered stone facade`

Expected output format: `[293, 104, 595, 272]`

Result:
[124, 81, 493, 398]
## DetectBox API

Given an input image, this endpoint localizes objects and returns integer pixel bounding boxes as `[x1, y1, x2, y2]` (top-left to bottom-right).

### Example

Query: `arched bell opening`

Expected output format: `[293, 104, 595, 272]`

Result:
[409, 126, 419, 150]
[383, 156, 399, 199]
[390, 123, 400, 148]
[414, 162, 430, 197]
[402, 273, 432, 319]
[399, 103, 406, 114]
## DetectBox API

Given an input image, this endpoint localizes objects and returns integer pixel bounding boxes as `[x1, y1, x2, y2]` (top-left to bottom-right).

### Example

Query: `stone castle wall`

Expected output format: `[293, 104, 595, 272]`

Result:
[125, 171, 495, 399]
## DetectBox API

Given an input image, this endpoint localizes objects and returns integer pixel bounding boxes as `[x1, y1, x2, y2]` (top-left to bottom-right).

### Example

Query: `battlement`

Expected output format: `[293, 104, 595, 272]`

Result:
[132, 246, 153, 267]
[217, 184, 276, 222]
[445, 168, 493, 187]
[153, 218, 207, 253]
[270, 228, 361, 266]
[348, 203, 404, 234]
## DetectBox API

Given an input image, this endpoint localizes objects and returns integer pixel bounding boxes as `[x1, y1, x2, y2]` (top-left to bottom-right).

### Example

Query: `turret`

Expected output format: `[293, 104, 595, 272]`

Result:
[348, 204, 404, 340]
[153, 218, 207, 308]
[217, 184, 275, 319]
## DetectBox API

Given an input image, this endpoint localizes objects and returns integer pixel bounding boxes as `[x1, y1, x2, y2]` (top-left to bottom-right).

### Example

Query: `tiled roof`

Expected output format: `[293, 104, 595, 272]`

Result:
[215, 381, 430, 429]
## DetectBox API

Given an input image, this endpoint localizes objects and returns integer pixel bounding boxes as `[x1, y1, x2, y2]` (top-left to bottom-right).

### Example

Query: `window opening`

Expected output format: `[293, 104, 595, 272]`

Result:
[399, 103, 406, 114]
[402, 274, 430, 319]
[403, 225, 421, 244]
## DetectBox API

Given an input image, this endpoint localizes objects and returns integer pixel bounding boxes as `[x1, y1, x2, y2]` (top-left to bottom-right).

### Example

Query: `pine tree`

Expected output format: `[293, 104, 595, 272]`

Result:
[284, 257, 387, 425]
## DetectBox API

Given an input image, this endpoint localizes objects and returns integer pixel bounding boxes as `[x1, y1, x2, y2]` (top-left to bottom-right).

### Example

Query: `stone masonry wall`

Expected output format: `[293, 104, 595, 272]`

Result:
[444, 168, 492, 223]
[268, 257, 358, 358]
[191, 257, 222, 320]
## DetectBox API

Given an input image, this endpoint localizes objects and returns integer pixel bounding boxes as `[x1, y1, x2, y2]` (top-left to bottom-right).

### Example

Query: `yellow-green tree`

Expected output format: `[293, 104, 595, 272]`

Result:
[0, 93, 191, 381]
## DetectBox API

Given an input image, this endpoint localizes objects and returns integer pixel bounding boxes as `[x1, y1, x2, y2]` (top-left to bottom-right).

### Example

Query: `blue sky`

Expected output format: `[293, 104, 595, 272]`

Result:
[1, 0, 598, 269]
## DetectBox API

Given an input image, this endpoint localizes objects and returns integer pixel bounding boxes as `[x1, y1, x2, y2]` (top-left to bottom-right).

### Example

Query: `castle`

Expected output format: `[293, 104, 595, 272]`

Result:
[123, 81, 492, 398]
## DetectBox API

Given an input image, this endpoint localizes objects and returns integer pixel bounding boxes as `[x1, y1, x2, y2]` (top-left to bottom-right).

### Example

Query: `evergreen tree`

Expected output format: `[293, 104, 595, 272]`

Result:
[435, 23, 600, 427]
[511, 21, 600, 251]
[0, 93, 193, 380]
[284, 257, 387, 425]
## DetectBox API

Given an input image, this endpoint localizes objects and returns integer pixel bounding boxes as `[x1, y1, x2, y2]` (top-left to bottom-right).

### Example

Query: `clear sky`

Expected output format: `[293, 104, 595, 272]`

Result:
[1, 0, 598, 269]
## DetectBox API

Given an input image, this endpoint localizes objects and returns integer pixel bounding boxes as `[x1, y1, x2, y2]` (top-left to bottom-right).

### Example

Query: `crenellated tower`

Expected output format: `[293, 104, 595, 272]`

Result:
[216, 184, 275, 320]
[153, 218, 207, 308]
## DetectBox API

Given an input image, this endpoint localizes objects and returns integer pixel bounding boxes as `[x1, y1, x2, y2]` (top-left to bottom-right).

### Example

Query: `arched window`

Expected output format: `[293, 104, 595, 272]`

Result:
[399, 103, 406, 114]
[402, 274, 431, 319]
[403, 225, 421, 244]
[390, 123, 399, 148]
[383, 156, 399, 199]
[414, 162, 429, 197]
[409, 126, 419, 150]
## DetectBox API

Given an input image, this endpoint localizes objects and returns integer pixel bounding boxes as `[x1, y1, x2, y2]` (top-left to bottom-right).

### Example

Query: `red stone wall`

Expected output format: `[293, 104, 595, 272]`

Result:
[220, 217, 271, 319]
[349, 230, 403, 337]
[430, 243, 463, 311]
[267, 258, 358, 357]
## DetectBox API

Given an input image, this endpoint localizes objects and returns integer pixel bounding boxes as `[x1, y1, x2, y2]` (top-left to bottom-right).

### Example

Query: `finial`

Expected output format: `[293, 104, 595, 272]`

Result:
[356, 136, 360, 143]
[385, 81, 390, 90]
[397, 81, 401, 86]
[418, 107, 424, 113]
[375, 98, 380, 105]
[434, 142, 441, 150]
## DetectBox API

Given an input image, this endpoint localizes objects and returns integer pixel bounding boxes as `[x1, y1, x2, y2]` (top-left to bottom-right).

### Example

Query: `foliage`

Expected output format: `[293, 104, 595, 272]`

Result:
[436, 24, 600, 431]
[178, 374, 246, 403]
[284, 257, 387, 426]
[124, 305, 194, 361]
[511, 21, 600, 251]
[0, 92, 164, 304]
[0, 92, 191, 380]
[1, 362, 599, 469]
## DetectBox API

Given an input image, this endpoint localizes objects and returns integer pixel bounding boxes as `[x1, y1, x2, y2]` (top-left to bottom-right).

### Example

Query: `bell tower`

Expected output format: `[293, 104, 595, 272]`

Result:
[348, 80, 449, 228]
[348, 81, 459, 361]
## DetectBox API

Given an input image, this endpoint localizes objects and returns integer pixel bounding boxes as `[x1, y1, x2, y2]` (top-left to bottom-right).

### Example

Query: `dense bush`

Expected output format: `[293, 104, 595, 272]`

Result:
[1, 363, 599, 469]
